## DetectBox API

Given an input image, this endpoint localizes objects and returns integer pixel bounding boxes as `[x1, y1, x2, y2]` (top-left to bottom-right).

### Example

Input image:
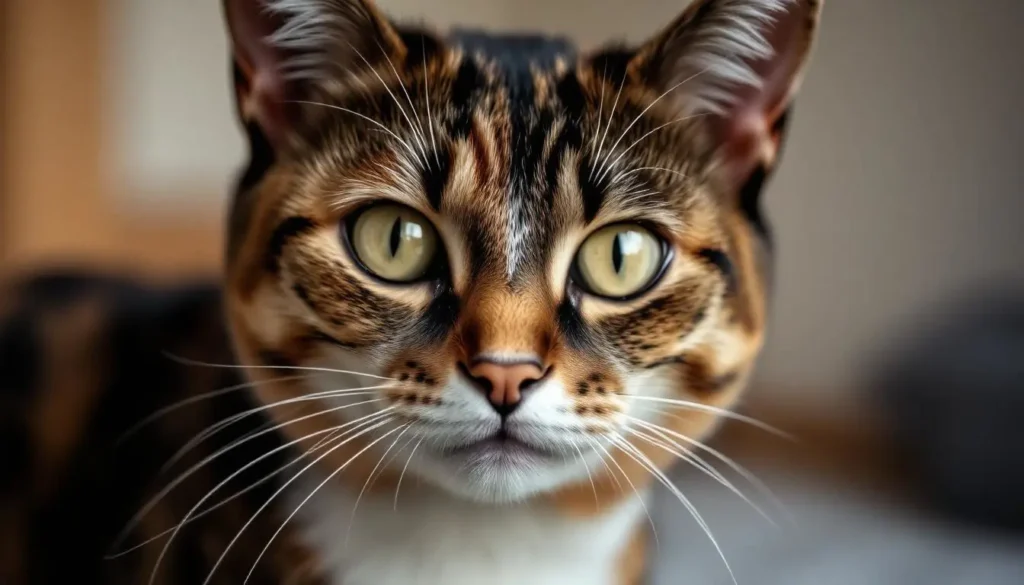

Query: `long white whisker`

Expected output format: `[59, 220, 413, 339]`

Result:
[200, 417, 396, 585]
[596, 115, 702, 184]
[394, 437, 423, 510]
[421, 36, 440, 168]
[242, 423, 408, 585]
[610, 435, 737, 585]
[345, 43, 428, 166]
[118, 374, 311, 444]
[117, 397, 387, 552]
[377, 41, 431, 163]
[591, 67, 629, 180]
[613, 166, 688, 185]
[624, 424, 775, 527]
[142, 410, 391, 583]
[344, 424, 413, 547]
[587, 64, 608, 163]
[627, 395, 792, 439]
[160, 386, 390, 474]
[585, 435, 660, 550]
[570, 439, 599, 507]
[627, 413, 791, 524]
[162, 352, 394, 381]
[597, 68, 709, 180]
[289, 100, 420, 166]
[105, 413, 361, 557]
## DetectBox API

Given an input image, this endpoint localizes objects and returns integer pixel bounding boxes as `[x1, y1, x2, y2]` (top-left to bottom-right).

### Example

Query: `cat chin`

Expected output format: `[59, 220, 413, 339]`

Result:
[407, 448, 586, 504]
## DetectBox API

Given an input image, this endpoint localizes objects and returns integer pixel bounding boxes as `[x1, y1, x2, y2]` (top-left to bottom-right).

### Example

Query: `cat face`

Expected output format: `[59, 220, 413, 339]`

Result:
[221, 0, 821, 503]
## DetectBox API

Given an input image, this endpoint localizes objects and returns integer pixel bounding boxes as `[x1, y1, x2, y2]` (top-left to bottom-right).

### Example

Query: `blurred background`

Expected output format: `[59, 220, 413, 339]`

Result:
[3, 0, 1024, 582]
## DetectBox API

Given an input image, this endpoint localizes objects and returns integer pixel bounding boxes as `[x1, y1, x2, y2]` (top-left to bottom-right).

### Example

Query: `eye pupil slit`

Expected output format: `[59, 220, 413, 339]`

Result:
[389, 217, 402, 258]
[611, 233, 624, 275]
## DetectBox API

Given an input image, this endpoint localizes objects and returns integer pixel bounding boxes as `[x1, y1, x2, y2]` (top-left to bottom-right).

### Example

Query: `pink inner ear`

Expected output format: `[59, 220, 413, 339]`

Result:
[713, 3, 811, 187]
[225, 0, 294, 145]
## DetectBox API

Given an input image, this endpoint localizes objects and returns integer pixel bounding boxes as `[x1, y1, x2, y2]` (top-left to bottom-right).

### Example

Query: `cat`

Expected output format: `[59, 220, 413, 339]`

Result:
[0, 0, 823, 584]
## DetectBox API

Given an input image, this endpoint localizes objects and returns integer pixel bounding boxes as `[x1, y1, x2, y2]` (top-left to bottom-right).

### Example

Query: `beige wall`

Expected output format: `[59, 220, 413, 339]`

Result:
[103, 0, 1024, 417]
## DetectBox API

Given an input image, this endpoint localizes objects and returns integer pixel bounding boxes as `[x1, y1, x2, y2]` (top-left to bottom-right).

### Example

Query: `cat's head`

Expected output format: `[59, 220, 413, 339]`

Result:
[221, 0, 822, 504]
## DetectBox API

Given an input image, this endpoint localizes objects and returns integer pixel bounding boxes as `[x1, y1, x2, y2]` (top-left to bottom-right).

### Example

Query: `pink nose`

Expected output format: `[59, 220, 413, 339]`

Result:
[465, 359, 544, 416]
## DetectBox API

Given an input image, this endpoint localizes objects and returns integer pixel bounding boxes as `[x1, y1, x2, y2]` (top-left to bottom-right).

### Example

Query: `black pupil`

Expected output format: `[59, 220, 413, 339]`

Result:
[611, 233, 624, 275]
[389, 216, 403, 258]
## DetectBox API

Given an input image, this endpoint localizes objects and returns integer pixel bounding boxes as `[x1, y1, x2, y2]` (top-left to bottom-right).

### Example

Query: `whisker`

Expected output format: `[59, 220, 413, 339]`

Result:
[585, 435, 660, 550]
[596, 67, 709, 180]
[162, 352, 395, 382]
[613, 165, 688, 185]
[344, 424, 413, 548]
[344, 42, 428, 166]
[596, 115, 703, 184]
[117, 374, 311, 445]
[623, 424, 775, 527]
[160, 386, 389, 474]
[590, 67, 629, 181]
[421, 35, 440, 168]
[115, 397, 388, 552]
[609, 435, 737, 585]
[241, 423, 408, 585]
[587, 63, 608, 166]
[394, 437, 423, 510]
[162, 414, 395, 585]
[105, 412, 362, 557]
[627, 395, 792, 439]
[288, 100, 421, 167]
[627, 413, 791, 525]
[376, 41, 431, 164]
[570, 439, 599, 507]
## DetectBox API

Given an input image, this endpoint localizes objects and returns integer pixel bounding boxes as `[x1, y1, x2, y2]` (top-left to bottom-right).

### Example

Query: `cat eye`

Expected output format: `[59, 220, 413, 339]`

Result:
[348, 204, 439, 283]
[574, 224, 666, 299]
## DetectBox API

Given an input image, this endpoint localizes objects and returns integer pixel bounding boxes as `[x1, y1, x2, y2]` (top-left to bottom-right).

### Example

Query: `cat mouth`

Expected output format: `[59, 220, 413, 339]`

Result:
[441, 428, 557, 461]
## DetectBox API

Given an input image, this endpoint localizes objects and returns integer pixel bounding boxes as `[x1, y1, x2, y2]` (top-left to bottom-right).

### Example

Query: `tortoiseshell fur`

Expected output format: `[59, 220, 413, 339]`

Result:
[1, 1, 822, 584]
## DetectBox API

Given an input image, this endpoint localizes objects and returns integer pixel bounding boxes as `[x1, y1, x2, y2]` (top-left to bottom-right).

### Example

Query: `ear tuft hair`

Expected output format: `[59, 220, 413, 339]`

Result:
[656, 0, 790, 116]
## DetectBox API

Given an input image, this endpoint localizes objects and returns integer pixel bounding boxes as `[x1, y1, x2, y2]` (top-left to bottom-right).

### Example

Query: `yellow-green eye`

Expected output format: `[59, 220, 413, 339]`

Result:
[575, 224, 665, 298]
[350, 204, 438, 282]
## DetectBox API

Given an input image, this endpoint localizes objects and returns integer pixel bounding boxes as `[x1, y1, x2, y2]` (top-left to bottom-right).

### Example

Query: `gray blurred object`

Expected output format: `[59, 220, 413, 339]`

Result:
[873, 289, 1024, 531]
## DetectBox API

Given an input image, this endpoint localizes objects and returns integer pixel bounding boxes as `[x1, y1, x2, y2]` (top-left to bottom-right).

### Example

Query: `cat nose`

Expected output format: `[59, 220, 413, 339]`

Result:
[463, 357, 545, 417]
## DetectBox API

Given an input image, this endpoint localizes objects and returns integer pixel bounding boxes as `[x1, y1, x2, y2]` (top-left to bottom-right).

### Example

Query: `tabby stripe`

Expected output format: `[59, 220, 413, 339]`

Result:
[265, 216, 317, 273]
[696, 248, 736, 294]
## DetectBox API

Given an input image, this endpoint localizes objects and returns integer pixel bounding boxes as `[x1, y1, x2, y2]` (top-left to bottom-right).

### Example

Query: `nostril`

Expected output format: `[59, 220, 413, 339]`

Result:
[457, 362, 493, 393]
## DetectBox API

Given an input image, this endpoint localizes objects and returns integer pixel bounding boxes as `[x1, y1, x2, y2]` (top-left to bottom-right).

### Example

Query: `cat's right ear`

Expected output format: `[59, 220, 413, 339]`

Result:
[222, 0, 407, 149]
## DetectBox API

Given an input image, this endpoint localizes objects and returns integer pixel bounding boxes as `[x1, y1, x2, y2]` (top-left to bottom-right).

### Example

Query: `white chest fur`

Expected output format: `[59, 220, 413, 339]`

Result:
[288, 473, 645, 585]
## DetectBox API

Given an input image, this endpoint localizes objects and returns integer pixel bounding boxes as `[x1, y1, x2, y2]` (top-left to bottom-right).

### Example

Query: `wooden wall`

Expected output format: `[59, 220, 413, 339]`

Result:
[1, 0, 222, 278]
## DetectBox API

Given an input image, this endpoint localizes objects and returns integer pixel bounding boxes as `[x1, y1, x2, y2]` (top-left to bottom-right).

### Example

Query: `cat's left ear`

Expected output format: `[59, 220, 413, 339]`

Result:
[223, 0, 408, 149]
[627, 0, 823, 188]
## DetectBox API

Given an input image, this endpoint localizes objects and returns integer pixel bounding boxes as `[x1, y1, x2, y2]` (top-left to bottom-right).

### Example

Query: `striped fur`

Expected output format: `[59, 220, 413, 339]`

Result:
[1, 1, 823, 583]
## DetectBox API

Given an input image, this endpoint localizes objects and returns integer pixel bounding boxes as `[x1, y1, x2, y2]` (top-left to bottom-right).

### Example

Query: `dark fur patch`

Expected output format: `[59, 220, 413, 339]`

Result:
[587, 46, 635, 88]
[422, 148, 453, 210]
[578, 161, 606, 223]
[265, 216, 317, 273]
[696, 248, 736, 293]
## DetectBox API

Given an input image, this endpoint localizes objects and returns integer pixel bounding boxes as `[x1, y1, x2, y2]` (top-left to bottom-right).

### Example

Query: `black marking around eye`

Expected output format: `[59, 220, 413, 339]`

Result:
[265, 216, 316, 273]
[557, 298, 596, 351]
[416, 287, 460, 343]
[578, 162, 606, 223]
[696, 248, 736, 294]
[421, 149, 452, 211]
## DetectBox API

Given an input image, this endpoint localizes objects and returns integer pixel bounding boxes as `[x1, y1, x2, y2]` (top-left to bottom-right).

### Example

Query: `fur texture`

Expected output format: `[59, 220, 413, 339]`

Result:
[0, 1, 823, 584]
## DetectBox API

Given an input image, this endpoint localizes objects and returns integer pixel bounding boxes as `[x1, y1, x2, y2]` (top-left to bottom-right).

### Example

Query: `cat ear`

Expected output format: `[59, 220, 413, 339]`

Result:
[628, 0, 823, 188]
[222, 0, 407, 148]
